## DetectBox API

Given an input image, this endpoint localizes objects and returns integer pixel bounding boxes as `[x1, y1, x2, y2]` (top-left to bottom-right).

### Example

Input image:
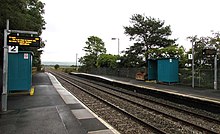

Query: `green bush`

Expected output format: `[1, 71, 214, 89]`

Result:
[65, 67, 78, 73]
[54, 64, 59, 70]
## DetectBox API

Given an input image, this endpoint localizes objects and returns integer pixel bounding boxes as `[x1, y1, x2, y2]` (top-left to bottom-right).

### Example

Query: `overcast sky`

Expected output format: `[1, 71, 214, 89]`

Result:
[40, 0, 220, 63]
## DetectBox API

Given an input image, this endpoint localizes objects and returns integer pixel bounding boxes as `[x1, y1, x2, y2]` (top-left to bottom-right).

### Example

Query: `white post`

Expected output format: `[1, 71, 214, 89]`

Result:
[2, 19, 9, 112]
[117, 38, 120, 56]
[111, 37, 120, 56]
[192, 41, 195, 88]
[76, 53, 78, 67]
[214, 54, 217, 90]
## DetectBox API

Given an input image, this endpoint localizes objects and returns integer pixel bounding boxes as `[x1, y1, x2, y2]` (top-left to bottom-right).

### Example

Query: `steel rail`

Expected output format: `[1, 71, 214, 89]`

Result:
[49, 70, 167, 134]
[69, 72, 220, 124]
[51, 70, 219, 134]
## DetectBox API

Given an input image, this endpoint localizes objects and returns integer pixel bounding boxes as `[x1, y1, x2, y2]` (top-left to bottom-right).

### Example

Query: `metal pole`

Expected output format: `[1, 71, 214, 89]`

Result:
[76, 53, 78, 67]
[9, 30, 38, 35]
[117, 38, 120, 56]
[192, 41, 195, 88]
[214, 54, 217, 90]
[2, 19, 9, 112]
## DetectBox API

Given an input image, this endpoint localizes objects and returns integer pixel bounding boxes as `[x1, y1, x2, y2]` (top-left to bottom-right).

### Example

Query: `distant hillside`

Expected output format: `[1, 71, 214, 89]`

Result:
[42, 61, 75, 66]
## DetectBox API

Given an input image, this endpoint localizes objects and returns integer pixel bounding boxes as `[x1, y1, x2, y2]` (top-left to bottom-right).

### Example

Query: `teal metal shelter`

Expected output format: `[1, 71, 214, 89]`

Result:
[157, 58, 179, 83]
[148, 58, 179, 83]
[148, 59, 157, 80]
[8, 51, 33, 92]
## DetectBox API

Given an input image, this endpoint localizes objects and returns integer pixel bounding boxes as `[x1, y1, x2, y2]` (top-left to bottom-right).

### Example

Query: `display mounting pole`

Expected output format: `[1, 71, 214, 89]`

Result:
[2, 19, 9, 112]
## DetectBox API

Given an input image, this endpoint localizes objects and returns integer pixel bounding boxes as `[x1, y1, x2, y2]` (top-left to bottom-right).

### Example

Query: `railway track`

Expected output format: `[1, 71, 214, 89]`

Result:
[48, 69, 220, 134]
[49, 70, 163, 133]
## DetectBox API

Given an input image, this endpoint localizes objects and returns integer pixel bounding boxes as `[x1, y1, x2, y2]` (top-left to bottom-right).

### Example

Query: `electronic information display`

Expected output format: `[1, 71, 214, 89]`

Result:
[7, 35, 40, 47]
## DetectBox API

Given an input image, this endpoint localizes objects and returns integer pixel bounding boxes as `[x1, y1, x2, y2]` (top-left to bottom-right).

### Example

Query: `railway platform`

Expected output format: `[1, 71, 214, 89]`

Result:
[103, 75, 220, 103]
[71, 73, 220, 104]
[0, 72, 117, 134]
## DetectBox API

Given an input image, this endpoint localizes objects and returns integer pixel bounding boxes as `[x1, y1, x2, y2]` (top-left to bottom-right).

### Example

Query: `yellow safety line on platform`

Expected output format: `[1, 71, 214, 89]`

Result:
[30, 87, 35, 96]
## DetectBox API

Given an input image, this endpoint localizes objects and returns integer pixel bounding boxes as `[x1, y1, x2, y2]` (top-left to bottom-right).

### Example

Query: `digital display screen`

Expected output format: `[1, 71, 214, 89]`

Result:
[7, 35, 40, 47]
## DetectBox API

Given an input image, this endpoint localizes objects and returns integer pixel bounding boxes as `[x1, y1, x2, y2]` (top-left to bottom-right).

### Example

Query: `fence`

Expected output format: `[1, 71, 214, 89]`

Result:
[179, 68, 220, 89]
[89, 67, 144, 79]
[88, 67, 220, 90]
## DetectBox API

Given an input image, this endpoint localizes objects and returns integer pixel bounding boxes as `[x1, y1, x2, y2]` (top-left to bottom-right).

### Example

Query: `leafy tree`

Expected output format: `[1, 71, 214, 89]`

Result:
[0, 0, 46, 70]
[187, 31, 220, 69]
[124, 14, 176, 62]
[96, 54, 118, 68]
[79, 36, 106, 71]
[83, 36, 106, 55]
[209, 32, 220, 54]
[146, 45, 187, 67]
[119, 43, 145, 68]
[54, 64, 59, 70]
[0, 0, 45, 35]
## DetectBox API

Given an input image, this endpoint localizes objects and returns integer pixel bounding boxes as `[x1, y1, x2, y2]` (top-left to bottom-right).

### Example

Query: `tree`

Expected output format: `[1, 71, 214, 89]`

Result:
[146, 45, 187, 67]
[187, 31, 220, 69]
[124, 14, 176, 65]
[79, 36, 106, 71]
[119, 43, 146, 68]
[96, 54, 118, 68]
[0, 0, 45, 35]
[0, 0, 46, 70]
[54, 64, 59, 70]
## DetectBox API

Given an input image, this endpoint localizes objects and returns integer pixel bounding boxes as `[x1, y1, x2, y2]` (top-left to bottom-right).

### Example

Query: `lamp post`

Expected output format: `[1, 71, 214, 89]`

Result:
[111, 38, 120, 56]
[112, 37, 120, 76]
[76, 53, 78, 67]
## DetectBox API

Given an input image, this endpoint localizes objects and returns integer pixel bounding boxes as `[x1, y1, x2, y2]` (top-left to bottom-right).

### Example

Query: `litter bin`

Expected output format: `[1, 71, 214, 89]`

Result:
[8, 51, 33, 92]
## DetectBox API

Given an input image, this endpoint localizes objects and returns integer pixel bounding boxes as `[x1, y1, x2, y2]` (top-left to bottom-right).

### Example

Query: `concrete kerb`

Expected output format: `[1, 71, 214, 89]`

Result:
[46, 72, 120, 134]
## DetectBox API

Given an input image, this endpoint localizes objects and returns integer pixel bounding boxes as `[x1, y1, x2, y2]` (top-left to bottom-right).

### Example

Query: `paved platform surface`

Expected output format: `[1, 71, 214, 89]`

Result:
[0, 73, 117, 134]
[104, 75, 220, 103]
[73, 73, 220, 103]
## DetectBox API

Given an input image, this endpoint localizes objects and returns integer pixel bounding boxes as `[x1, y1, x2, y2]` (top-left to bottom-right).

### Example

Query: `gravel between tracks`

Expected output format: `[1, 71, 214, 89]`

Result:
[51, 71, 220, 134]
[56, 77, 155, 134]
